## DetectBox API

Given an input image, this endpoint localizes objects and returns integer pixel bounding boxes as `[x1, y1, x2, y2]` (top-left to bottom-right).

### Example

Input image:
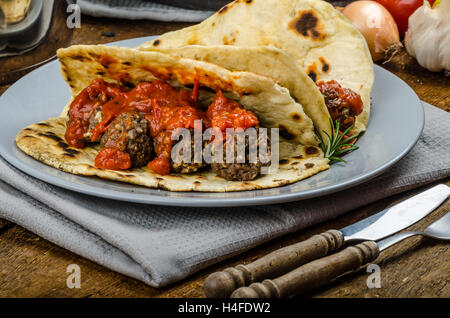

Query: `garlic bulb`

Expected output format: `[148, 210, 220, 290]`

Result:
[405, 0, 450, 72]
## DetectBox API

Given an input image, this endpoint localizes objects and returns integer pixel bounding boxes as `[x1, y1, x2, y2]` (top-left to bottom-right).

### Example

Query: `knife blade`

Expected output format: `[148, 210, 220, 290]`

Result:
[204, 184, 450, 298]
[341, 184, 450, 242]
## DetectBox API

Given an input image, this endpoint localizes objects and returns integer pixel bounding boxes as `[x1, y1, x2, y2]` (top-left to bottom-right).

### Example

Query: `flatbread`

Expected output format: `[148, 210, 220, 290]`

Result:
[16, 117, 329, 192]
[57, 45, 318, 146]
[138, 0, 374, 134]
[16, 45, 329, 192]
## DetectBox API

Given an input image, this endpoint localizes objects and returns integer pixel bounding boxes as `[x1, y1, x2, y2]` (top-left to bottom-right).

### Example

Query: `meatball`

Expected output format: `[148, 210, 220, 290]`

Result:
[83, 107, 103, 143]
[317, 80, 363, 131]
[326, 100, 355, 131]
[156, 129, 206, 174]
[211, 127, 271, 181]
[100, 111, 153, 168]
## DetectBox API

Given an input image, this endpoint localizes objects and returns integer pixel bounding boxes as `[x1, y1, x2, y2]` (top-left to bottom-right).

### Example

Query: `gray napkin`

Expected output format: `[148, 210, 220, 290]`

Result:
[68, 0, 214, 22]
[0, 102, 449, 287]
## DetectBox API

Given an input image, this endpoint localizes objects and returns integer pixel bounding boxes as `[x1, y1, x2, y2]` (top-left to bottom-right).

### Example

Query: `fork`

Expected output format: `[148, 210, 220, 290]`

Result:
[231, 212, 450, 298]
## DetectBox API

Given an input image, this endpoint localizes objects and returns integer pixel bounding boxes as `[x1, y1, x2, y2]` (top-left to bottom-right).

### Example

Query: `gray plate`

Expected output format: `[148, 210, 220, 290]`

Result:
[0, 0, 43, 38]
[0, 37, 424, 207]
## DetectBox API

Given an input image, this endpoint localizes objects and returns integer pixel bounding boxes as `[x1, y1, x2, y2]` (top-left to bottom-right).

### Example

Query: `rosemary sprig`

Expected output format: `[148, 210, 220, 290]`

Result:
[316, 119, 360, 164]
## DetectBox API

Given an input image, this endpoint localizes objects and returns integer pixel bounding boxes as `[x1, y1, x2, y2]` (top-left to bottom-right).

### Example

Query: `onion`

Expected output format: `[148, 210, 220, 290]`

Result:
[342, 0, 402, 61]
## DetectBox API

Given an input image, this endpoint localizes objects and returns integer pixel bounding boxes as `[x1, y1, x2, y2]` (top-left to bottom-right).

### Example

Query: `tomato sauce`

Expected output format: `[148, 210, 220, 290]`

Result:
[317, 80, 363, 130]
[95, 147, 131, 170]
[67, 77, 259, 174]
[147, 131, 173, 175]
[65, 79, 124, 148]
[207, 91, 259, 133]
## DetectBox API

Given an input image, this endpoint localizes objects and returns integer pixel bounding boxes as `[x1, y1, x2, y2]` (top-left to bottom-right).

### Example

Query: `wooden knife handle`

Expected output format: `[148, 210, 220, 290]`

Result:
[203, 230, 344, 298]
[230, 241, 379, 298]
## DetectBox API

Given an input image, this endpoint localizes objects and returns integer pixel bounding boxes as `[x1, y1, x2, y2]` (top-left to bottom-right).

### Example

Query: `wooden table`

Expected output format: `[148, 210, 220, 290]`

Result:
[0, 2, 449, 298]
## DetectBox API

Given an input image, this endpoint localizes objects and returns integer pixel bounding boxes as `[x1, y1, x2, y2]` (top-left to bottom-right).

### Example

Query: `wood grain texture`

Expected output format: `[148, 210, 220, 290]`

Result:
[0, 2, 449, 298]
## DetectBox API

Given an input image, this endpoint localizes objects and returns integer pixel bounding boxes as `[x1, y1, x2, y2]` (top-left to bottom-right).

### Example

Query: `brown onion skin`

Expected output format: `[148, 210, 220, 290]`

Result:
[342, 0, 400, 61]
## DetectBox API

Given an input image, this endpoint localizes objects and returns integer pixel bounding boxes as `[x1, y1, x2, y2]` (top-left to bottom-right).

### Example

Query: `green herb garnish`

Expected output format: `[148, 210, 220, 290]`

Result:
[317, 119, 360, 164]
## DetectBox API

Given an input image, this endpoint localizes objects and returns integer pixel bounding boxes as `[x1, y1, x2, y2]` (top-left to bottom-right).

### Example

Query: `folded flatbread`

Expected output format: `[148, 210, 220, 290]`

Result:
[138, 0, 374, 134]
[16, 45, 329, 192]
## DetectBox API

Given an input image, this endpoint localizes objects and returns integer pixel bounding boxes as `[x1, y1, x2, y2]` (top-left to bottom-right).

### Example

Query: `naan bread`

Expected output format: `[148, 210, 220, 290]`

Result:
[138, 0, 374, 133]
[16, 45, 329, 192]
[16, 117, 328, 192]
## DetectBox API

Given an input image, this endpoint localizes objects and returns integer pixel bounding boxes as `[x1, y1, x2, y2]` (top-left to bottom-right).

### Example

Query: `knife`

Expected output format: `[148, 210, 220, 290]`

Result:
[203, 184, 450, 298]
[231, 211, 450, 298]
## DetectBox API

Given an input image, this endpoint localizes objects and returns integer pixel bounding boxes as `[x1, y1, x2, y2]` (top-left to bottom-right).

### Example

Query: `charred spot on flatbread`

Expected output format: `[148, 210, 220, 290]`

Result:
[69, 55, 89, 62]
[291, 113, 302, 121]
[222, 35, 236, 45]
[57, 141, 70, 149]
[319, 57, 330, 73]
[278, 124, 296, 140]
[307, 63, 318, 82]
[305, 146, 319, 155]
[38, 132, 63, 142]
[289, 10, 326, 41]
[153, 39, 161, 46]
[305, 163, 315, 169]
[65, 148, 80, 155]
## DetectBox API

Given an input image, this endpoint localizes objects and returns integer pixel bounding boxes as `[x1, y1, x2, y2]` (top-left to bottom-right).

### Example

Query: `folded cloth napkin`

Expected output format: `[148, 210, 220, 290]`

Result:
[0, 0, 54, 58]
[0, 102, 449, 287]
[67, 0, 214, 22]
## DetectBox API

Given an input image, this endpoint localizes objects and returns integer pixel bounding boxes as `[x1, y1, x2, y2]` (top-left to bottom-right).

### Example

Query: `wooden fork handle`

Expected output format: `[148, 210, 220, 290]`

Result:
[203, 230, 344, 298]
[231, 241, 380, 298]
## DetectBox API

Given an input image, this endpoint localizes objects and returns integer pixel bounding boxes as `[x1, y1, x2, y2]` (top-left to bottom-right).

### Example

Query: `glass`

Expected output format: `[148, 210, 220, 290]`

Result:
[0, 0, 73, 85]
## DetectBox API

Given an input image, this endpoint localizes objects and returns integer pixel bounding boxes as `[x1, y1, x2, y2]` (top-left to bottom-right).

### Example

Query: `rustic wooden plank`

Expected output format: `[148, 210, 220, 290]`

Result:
[380, 51, 450, 111]
[0, 224, 157, 297]
[0, 85, 10, 95]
